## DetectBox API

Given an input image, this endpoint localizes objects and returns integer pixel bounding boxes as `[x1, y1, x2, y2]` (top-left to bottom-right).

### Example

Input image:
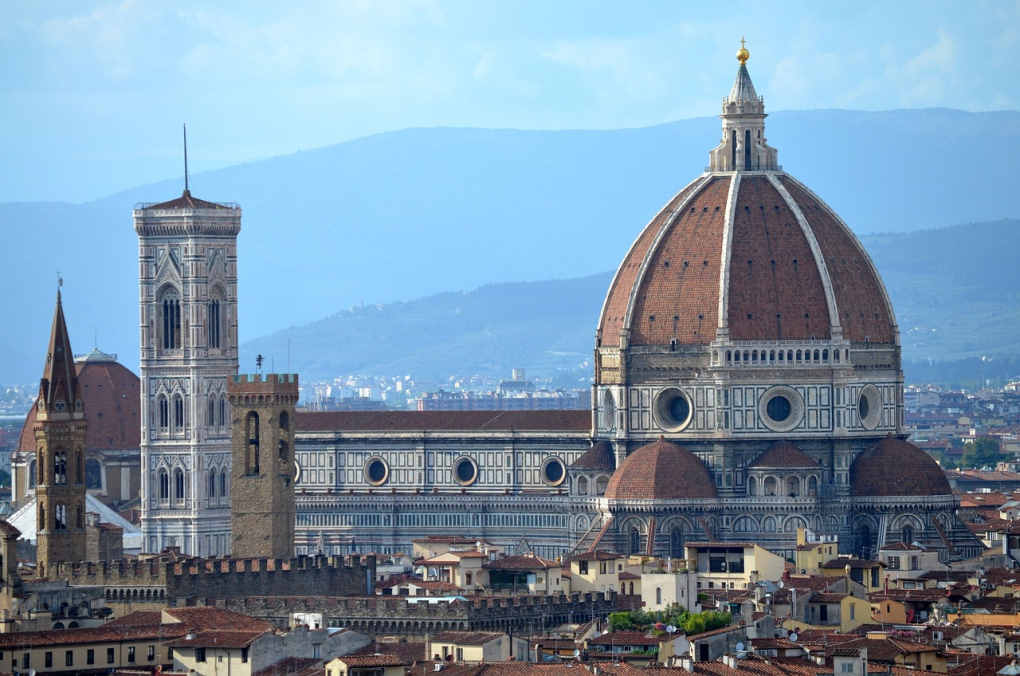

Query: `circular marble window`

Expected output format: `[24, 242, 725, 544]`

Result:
[759, 386, 805, 432]
[454, 456, 478, 486]
[653, 387, 694, 432]
[364, 457, 389, 486]
[543, 457, 566, 486]
[858, 384, 882, 430]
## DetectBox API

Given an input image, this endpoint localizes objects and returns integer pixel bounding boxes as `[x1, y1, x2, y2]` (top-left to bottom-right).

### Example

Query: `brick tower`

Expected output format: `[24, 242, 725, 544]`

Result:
[227, 374, 298, 559]
[34, 291, 87, 574]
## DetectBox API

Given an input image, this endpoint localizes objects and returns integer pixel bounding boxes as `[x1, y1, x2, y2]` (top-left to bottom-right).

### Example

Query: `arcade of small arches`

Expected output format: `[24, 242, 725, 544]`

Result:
[104, 587, 167, 602]
[747, 472, 820, 498]
[156, 284, 227, 353]
[155, 465, 230, 506]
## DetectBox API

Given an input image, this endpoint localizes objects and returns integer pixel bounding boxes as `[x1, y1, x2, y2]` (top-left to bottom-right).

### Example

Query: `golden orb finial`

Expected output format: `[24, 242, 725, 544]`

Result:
[736, 36, 749, 65]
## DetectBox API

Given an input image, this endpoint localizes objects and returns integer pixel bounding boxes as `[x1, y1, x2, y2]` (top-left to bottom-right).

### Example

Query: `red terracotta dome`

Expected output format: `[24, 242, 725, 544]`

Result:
[605, 438, 717, 500]
[750, 441, 819, 468]
[597, 173, 897, 349]
[18, 349, 140, 453]
[851, 437, 951, 497]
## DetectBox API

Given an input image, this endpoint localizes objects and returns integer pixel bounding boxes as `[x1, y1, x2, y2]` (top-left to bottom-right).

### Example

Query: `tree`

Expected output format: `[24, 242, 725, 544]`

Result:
[962, 436, 1006, 468]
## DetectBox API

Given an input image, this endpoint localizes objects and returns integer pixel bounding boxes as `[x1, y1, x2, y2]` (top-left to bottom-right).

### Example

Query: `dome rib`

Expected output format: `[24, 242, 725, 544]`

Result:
[768, 174, 841, 333]
[716, 173, 741, 339]
[597, 175, 709, 348]
[623, 176, 731, 346]
[605, 438, 717, 500]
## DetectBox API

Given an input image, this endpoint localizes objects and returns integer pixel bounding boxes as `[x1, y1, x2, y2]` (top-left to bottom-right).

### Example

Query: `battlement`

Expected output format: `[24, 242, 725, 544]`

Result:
[228, 373, 300, 399]
[53, 554, 373, 600]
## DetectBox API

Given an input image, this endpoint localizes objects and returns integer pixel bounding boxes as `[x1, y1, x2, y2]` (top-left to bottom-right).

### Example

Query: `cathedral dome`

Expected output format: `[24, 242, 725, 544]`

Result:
[596, 59, 896, 351]
[18, 351, 140, 453]
[850, 437, 951, 497]
[605, 438, 717, 500]
[750, 441, 819, 468]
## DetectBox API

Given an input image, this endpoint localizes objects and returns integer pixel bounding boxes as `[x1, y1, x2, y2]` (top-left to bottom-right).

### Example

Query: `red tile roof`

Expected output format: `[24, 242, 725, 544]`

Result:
[142, 189, 233, 210]
[295, 409, 589, 432]
[336, 654, 409, 667]
[605, 438, 717, 500]
[169, 629, 268, 649]
[750, 442, 819, 468]
[431, 631, 504, 646]
[851, 437, 952, 497]
[571, 440, 615, 471]
[483, 555, 559, 570]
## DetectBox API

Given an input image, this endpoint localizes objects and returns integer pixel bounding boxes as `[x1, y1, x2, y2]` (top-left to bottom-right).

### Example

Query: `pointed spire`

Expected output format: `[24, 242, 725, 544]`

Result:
[728, 62, 759, 105]
[38, 288, 80, 415]
[707, 39, 778, 172]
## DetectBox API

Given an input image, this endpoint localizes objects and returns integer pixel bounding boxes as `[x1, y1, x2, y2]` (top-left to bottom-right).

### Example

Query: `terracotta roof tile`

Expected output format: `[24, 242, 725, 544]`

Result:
[851, 438, 952, 497]
[571, 441, 615, 471]
[295, 409, 589, 432]
[605, 438, 717, 500]
[750, 442, 819, 468]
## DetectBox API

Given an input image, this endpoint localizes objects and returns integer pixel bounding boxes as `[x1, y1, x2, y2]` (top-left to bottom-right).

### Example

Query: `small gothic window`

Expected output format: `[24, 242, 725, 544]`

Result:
[744, 129, 752, 168]
[29, 459, 37, 488]
[218, 396, 227, 428]
[158, 470, 169, 501]
[208, 470, 216, 499]
[207, 398, 215, 426]
[173, 396, 184, 430]
[55, 504, 67, 530]
[39, 504, 46, 530]
[161, 290, 182, 350]
[54, 451, 67, 485]
[278, 440, 289, 461]
[207, 298, 221, 349]
[630, 527, 641, 555]
[279, 410, 289, 431]
[76, 506, 83, 529]
[219, 471, 227, 499]
[76, 452, 82, 484]
[246, 412, 260, 474]
[174, 469, 185, 502]
[158, 396, 169, 431]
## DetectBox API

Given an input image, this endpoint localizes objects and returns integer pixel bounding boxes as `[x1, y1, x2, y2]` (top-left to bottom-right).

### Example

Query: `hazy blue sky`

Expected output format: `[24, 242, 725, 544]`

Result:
[3, 0, 1017, 203]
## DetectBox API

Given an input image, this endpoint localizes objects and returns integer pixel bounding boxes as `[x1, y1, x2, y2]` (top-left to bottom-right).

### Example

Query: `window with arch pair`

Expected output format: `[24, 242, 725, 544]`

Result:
[206, 394, 229, 429]
[157, 394, 186, 433]
[157, 468, 187, 504]
[207, 468, 228, 502]
[161, 290, 181, 350]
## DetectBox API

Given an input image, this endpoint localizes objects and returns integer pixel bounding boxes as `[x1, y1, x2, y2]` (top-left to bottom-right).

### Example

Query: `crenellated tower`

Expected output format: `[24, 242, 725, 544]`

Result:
[135, 189, 241, 556]
[33, 291, 87, 574]
[228, 374, 298, 559]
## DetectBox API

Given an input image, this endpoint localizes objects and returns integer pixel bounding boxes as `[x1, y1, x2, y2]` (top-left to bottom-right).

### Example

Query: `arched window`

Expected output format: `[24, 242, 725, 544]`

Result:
[158, 470, 169, 502]
[744, 129, 752, 169]
[54, 451, 67, 485]
[902, 524, 914, 545]
[173, 395, 184, 431]
[730, 129, 736, 168]
[161, 289, 181, 350]
[173, 469, 185, 503]
[279, 410, 289, 431]
[787, 476, 801, 497]
[246, 411, 260, 474]
[208, 470, 217, 500]
[219, 471, 227, 499]
[29, 459, 37, 488]
[207, 296, 222, 349]
[207, 397, 215, 426]
[748, 476, 758, 496]
[577, 476, 589, 496]
[808, 476, 818, 496]
[278, 440, 289, 461]
[595, 476, 609, 496]
[670, 527, 684, 558]
[762, 517, 776, 532]
[763, 476, 777, 496]
[218, 396, 227, 428]
[76, 452, 82, 484]
[39, 504, 46, 530]
[158, 395, 169, 431]
[629, 527, 641, 555]
[55, 504, 67, 530]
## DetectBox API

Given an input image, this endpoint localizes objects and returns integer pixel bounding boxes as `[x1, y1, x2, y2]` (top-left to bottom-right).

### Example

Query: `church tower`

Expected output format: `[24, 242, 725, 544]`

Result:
[227, 374, 298, 559]
[33, 291, 87, 574]
[708, 39, 779, 172]
[135, 189, 241, 556]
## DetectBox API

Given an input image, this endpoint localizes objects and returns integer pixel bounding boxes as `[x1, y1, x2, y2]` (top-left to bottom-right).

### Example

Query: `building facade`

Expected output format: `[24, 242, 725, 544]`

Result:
[284, 48, 980, 563]
[134, 189, 241, 556]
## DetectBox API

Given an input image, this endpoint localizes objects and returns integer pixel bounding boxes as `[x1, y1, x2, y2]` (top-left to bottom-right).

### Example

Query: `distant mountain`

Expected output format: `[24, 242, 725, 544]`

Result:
[239, 219, 1020, 386]
[2, 109, 1018, 383]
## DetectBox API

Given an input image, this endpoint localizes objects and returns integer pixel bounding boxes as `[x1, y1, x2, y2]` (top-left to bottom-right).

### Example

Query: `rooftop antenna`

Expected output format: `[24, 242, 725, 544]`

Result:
[183, 123, 190, 194]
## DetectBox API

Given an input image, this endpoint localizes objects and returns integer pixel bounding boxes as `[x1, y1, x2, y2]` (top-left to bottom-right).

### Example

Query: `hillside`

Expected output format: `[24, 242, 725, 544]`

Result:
[2, 108, 1018, 383]
[238, 219, 1020, 386]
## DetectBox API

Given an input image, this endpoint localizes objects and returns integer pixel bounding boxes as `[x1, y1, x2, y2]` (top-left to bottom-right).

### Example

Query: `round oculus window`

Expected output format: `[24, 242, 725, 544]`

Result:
[364, 457, 389, 486]
[758, 386, 805, 432]
[454, 457, 478, 486]
[766, 395, 792, 422]
[653, 387, 694, 432]
[858, 384, 882, 430]
[543, 457, 566, 486]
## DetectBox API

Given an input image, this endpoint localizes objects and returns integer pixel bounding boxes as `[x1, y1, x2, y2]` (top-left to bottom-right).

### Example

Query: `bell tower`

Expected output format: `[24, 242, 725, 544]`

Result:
[33, 291, 87, 574]
[227, 373, 298, 559]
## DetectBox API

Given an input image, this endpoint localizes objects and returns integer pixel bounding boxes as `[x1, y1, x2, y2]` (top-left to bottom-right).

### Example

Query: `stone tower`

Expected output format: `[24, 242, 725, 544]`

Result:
[227, 374, 298, 559]
[33, 291, 87, 574]
[135, 190, 241, 556]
